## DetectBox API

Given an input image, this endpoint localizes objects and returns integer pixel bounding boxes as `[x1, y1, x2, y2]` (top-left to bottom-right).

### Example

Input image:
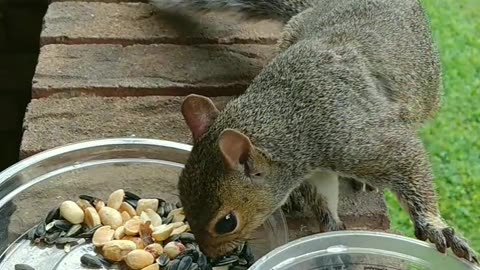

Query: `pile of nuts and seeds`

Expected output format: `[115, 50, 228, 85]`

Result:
[19, 189, 254, 270]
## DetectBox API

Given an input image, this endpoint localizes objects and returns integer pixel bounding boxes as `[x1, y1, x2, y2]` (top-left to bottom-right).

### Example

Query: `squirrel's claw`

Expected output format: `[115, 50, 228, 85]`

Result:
[416, 223, 478, 264]
[442, 228, 479, 264]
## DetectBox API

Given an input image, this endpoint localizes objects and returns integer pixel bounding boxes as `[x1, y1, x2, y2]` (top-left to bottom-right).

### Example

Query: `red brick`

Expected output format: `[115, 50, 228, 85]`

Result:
[41, 2, 282, 46]
[32, 44, 277, 98]
[20, 96, 233, 158]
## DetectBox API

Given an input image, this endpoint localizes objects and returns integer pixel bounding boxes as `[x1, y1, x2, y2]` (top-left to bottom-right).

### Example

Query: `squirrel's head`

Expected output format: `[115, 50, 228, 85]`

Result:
[177, 94, 278, 258]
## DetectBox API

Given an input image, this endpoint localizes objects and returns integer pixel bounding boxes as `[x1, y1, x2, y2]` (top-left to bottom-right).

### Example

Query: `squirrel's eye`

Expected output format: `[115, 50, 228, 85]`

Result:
[215, 212, 238, 235]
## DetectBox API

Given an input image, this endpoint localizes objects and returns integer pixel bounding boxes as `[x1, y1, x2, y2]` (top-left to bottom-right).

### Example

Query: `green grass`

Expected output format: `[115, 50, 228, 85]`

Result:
[385, 0, 480, 252]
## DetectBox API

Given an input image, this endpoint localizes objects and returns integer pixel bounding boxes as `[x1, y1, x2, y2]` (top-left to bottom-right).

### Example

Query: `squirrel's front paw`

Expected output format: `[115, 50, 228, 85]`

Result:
[415, 222, 478, 264]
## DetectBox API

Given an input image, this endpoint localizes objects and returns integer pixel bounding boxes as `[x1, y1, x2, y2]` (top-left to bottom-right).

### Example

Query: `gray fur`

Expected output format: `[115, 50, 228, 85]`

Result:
[149, 0, 315, 21]
[175, 0, 478, 263]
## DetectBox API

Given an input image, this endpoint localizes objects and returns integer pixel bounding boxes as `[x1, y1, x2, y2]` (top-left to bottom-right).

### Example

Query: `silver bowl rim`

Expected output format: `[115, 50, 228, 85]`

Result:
[250, 230, 480, 270]
[0, 137, 193, 185]
[0, 137, 289, 262]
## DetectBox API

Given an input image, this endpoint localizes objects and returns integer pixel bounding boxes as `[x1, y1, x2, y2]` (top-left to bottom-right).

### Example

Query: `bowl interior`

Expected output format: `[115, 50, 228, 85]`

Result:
[0, 138, 288, 269]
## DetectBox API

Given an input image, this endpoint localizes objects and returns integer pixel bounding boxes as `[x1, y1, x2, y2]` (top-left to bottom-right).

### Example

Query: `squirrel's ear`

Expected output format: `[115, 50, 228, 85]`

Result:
[219, 129, 252, 169]
[181, 94, 220, 142]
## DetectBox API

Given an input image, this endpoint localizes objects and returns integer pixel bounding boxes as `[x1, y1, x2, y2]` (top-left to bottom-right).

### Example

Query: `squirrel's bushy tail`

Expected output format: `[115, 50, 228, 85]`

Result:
[149, 0, 313, 22]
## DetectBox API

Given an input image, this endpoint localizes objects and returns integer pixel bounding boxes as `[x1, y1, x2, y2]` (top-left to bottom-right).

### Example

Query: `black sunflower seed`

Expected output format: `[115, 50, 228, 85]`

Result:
[44, 231, 62, 245]
[66, 224, 83, 237]
[179, 232, 195, 243]
[167, 259, 180, 270]
[35, 222, 46, 238]
[76, 224, 101, 238]
[169, 234, 181, 242]
[125, 199, 138, 209]
[196, 253, 209, 269]
[156, 253, 170, 267]
[188, 263, 200, 270]
[80, 254, 104, 268]
[175, 201, 182, 208]
[237, 257, 248, 266]
[27, 227, 36, 241]
[78, 195, 101, 205]
[240, 244, 254, 266]
[14, 264, 36, 270]
[177, 255, 193, 270]
[45, 207, 60, 224]
[163, 215, 174, 225]
[157, 205, 165, 217]
[125, 191, 141, 201]
[157, 198, 166, 206]
[55, 237, 85, 245]
[53, 220, 73, 232]
[212, 255, 239, 266]
[182, 247, 199, 261]
[164, 203, 175, 217]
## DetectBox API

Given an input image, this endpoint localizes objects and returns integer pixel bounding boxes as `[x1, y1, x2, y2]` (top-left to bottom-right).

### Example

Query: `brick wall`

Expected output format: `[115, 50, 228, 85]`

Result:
[21, 0, 283, 157]
[19, 0, 390, 232]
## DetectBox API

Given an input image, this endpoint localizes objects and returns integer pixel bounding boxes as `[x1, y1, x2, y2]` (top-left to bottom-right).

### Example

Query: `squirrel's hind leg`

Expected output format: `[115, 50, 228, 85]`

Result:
[305, 170, 346, 232]
[282, 171, 345, 232]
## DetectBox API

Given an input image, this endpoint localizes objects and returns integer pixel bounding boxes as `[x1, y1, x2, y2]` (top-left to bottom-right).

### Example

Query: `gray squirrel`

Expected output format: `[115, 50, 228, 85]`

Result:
[150, 0, 478, 263]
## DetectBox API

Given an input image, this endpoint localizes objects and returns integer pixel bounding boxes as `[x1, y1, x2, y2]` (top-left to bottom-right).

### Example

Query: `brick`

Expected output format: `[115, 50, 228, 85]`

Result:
[32, 44, 276, 98]
[41, 2, 282, 46]
[20, 95, 234, 158]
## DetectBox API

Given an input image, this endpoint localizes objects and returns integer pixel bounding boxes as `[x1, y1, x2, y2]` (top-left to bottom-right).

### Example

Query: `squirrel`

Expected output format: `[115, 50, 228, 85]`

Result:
[150, 0, 478, 264]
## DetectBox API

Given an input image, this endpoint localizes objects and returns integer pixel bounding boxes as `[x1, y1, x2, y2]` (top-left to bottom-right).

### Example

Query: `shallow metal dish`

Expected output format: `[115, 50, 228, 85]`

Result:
[0, 138, 289, 269]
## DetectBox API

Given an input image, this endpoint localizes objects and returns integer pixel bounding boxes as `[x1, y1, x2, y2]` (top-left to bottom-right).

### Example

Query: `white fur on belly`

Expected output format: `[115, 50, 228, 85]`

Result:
[306, 169, 340, 222]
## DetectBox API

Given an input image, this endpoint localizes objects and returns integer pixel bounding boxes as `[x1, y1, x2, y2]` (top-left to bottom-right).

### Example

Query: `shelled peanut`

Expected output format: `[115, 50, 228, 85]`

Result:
[27, 189, 254, 270]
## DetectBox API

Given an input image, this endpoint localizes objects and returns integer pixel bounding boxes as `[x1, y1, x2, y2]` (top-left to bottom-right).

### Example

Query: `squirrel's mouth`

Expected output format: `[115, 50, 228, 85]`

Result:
[199, 238, 246, 259]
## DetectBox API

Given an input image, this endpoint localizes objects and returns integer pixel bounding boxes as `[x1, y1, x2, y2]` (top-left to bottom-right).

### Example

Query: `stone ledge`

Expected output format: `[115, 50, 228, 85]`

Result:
[32, 44, 277, 98]
[41, 2, 282, 46]
[20, 96, 234, 158]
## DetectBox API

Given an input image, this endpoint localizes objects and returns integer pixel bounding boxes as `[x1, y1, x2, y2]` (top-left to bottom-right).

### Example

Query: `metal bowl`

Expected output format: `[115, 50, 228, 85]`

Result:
[0, 138, 289, 269]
